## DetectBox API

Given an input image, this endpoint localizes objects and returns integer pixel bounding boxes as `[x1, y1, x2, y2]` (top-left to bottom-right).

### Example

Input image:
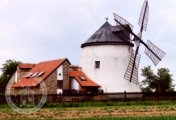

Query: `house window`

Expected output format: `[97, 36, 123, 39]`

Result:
[95, 61, 100, 68]
[79, 76, 86, 81]
[57, 80, 63, 89]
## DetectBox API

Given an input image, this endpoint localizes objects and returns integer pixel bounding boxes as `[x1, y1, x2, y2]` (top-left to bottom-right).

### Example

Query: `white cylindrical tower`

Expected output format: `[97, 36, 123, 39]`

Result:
[80, 21, 141, 93]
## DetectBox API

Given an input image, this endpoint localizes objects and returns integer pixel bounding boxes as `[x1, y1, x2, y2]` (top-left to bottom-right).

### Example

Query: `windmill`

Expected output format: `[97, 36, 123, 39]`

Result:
[113, 0, 166, 83]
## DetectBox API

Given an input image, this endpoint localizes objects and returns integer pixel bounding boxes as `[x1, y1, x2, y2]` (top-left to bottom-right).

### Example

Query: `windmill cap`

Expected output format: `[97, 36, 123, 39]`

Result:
[81, 21, 134, 48]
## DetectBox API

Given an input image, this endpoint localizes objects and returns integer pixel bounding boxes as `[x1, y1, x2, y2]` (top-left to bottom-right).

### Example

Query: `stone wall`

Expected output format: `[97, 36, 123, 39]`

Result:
[62, 60, 70, 90]
[44, 70, 57, 94]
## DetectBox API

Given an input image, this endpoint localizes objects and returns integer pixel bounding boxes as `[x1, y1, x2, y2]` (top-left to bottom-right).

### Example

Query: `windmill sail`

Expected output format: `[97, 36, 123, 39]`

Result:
[113, 13, 134, 40]
[114, 0, 165, 83]
[124, 50, 141, 84]
[145, 40, 166, 66]
[113, 13, 134, 31]
[138, 0, 149, 31]
[128, 0, 149, 83]
[114, 12, 165, 80]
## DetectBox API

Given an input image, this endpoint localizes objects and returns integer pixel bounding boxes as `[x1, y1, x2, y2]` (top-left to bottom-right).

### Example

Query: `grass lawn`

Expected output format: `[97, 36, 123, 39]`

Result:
[1, 100, 176, 119]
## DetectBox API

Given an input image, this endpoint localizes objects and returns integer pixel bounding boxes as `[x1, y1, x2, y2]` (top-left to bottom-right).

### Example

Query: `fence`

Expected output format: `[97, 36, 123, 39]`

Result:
[1, 92, 176, 104]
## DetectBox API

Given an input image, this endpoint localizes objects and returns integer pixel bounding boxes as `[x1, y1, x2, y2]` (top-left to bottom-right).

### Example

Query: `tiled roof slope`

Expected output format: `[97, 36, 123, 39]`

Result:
[69, 69, 100, 87]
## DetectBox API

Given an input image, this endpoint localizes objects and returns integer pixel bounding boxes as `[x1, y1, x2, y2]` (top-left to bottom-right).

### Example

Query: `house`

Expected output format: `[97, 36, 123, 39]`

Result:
[8, 58, 100, 95]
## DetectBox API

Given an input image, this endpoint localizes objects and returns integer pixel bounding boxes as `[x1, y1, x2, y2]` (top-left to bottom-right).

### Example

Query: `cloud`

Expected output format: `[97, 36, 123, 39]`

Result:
[0, 0, 175, 84]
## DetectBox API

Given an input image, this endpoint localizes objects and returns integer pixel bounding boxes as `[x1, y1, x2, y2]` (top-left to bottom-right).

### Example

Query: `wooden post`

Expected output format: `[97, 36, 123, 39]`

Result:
[59, 92, 62, 103]
[124, 91, 126, 102]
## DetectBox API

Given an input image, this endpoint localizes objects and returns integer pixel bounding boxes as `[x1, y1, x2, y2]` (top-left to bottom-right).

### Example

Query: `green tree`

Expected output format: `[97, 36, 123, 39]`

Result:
[0, 59, 20, 93]
[141, 66, 174, 92]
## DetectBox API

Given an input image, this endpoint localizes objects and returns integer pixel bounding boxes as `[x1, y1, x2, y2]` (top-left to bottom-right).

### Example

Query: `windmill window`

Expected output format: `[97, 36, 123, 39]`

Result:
[59, 73, 61, 76]
[95, 61, 100, 69]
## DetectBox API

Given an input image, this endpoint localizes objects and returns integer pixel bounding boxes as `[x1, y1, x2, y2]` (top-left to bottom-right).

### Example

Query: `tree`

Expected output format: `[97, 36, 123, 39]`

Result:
[141, 66, 174, 92]
[0, 59, 20, 93]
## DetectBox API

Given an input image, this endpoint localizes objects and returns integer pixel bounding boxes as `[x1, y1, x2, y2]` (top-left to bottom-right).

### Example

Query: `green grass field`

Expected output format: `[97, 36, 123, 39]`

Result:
[1, 100, 176, 120]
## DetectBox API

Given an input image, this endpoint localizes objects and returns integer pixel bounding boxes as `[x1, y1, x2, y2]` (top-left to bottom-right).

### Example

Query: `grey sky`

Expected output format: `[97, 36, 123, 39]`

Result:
[0, 0, 175, 84]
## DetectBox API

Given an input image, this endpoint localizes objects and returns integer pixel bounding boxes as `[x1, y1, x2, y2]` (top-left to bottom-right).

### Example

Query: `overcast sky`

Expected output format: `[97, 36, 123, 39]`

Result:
[0, 0, 175, 84]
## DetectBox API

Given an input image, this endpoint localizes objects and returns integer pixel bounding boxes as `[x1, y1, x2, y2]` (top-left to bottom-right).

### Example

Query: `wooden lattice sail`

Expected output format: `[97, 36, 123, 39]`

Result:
[113, 0, 165, 83]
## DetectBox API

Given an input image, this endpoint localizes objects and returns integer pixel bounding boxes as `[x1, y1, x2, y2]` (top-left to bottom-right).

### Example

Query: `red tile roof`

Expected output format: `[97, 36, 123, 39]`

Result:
[13, 58, 69, 88]
[69, 70, 100, 87]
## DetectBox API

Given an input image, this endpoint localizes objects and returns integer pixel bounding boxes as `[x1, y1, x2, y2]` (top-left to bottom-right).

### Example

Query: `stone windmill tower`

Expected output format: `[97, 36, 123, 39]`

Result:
[80, 20, 141, 92]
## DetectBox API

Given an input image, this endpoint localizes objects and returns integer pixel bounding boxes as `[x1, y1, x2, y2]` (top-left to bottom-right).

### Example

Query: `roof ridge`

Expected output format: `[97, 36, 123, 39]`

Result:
[19, 63, 36, 65]
[38, 58, 66, 64]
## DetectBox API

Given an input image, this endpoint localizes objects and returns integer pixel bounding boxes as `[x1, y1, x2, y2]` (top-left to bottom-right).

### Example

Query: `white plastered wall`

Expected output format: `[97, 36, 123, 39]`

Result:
[57, 65, 63, 80]
[80, 45, 141, 92]
[71, 78, 80, 90]
[57, 65, 63, 94]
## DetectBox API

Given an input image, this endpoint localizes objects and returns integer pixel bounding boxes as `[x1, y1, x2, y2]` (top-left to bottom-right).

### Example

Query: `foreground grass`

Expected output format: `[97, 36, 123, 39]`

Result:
[1, 100, 176, 119]
[44, 100, 176, 108]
